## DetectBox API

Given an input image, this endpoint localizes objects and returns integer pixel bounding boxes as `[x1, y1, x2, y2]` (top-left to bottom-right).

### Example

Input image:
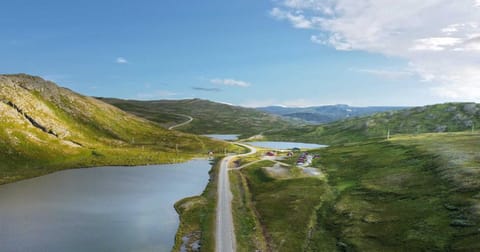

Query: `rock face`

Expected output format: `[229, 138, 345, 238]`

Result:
[0, 77, 70, 138]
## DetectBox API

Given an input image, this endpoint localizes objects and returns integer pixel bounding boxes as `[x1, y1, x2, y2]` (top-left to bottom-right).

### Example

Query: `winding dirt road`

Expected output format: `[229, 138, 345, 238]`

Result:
[215, 143, 256, 252]
[168, 114, 193, 130]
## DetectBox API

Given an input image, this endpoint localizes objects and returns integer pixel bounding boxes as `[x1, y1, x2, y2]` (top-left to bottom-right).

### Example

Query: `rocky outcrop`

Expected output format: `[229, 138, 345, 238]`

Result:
[3, 100, 58, 137]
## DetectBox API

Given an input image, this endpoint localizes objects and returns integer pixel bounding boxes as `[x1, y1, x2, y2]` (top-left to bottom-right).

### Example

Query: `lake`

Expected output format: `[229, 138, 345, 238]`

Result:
[0, 159, 213, 252]
[203, 134, 239, 141]
[247, 141, 327, 150]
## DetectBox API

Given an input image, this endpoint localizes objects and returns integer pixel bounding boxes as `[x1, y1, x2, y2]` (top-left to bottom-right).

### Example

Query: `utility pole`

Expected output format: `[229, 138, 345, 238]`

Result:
[472, 122, 475, 133]
[175, 143, 179, 155]
[387, 128, 390, 140]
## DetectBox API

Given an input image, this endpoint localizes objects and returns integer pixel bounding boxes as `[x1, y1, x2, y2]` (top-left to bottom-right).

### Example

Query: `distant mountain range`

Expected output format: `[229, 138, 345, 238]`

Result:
[264, 102, 480, 145]
[256, 105, 409, 124]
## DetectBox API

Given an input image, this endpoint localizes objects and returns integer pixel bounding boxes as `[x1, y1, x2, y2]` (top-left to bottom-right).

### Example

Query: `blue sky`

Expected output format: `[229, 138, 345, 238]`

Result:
[1, 0, 479, 107]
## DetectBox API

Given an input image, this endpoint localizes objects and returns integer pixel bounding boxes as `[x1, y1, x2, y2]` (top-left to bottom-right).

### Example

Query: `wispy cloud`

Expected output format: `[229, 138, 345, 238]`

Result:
[270, 0, 480, 100]
[192, 86, 222, 92]
[269, 8, 314, 29]
[210, 78, 251, 87]
[116, 57, 128, 64]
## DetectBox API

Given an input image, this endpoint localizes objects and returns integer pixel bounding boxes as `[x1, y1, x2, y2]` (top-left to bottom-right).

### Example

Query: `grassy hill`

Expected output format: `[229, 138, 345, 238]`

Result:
[230, 132, 480, 251]
[99, 98, 297, 138]
[264, 102, 480, 144]
[0, 74, 239, 184]
[245, 102, 480, 250]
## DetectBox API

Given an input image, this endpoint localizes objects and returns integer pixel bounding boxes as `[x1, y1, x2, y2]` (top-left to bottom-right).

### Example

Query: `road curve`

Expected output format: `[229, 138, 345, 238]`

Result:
[168, 114, 193, 130]
[215, 143, 256, 252]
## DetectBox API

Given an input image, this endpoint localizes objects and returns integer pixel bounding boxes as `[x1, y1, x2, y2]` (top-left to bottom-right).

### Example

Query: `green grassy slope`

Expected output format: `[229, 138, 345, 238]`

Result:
[0, 74, 239, 184]
[309, 134, 480, 251]
[233, 133, 480, 251]
[264, 103, 480, 144]
[99, 98, 297, 137]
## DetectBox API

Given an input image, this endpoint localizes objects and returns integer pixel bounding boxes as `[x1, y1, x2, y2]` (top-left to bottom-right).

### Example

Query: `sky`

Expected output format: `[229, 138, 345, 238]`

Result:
[1, 0, 479, 107]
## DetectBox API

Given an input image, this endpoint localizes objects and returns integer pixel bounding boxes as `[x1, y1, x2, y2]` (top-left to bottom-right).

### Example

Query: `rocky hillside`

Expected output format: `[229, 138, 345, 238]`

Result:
[0, 74, 235, 184]
[99, 98, 298, 137]
[264, 103, 480, 144]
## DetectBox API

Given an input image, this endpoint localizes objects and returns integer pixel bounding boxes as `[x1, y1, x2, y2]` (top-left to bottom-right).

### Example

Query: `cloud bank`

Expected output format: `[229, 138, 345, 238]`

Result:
[270, 0, 480, 100]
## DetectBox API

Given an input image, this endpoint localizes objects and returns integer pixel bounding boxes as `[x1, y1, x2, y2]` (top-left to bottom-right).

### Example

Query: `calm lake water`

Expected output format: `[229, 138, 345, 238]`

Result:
[203, 134, 239, 141]
[0, 159, 213, 252]
[247, 141, 326, 150]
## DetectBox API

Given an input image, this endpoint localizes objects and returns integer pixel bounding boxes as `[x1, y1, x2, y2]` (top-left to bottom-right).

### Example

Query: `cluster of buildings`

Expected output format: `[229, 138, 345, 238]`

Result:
[296, 152, 320, 166]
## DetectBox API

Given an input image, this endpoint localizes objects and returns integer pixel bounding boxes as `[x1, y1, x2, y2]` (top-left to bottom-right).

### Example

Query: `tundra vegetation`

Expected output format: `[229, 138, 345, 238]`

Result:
[230, 132, 480, 251]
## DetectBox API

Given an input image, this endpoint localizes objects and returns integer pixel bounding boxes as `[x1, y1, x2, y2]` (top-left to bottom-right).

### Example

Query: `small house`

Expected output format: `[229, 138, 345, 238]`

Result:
[266, 151, 276, 156]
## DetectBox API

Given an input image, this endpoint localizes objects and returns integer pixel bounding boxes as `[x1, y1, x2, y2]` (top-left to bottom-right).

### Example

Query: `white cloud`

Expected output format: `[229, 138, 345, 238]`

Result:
[271, 0, 480, 100]
[269, 8, 314, 29]
[310, 35, 323, 44]
[210, 78, 251, 87]
[352, 68, 415, 80]
[280, 0, 336, 15]
[461, 36, 480, 51]
[410, 37, 463, 51]
[116, 57, 128, 64]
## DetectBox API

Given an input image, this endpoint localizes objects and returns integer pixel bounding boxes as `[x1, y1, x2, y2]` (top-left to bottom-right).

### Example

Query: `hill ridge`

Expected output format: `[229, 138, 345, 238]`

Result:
[0, 74, 236, 184]
[99, 97, 297, 137]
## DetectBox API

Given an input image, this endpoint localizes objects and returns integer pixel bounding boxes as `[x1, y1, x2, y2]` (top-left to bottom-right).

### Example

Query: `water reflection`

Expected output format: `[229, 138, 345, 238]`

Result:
[0, 159, 212, 252]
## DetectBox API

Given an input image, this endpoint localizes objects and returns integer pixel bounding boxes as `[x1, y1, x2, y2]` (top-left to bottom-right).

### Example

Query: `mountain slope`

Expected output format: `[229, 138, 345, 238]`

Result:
[264, 103, 480, 144]
[99, 98, 297, 137]
[0, 74, 236, 184]
[257, 104, 408, 124]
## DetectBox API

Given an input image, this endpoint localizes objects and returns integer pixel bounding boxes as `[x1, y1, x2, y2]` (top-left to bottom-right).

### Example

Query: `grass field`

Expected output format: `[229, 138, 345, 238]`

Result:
[231, 159, 331, 252]
[230, 164, 270, 252]
[231, 133, 480, 251]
